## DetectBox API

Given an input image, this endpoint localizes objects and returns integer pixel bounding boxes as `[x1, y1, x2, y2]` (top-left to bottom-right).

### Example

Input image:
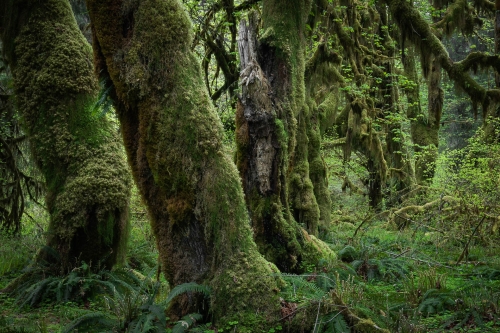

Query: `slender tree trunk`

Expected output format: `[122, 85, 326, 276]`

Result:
[411, 4, 443, 184]
[236, 2, 334, 273]
[484, 5, 500, 139]
[0, 0, 130, 273]
[86, 0, 281, 326]
[418, 57, 442, 184]
[403, 47, 435, 186]
[376, 7, 414, 205]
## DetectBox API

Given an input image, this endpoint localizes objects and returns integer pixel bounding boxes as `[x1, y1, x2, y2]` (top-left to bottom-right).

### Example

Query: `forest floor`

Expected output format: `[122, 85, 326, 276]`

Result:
[1, 174, 500, 332]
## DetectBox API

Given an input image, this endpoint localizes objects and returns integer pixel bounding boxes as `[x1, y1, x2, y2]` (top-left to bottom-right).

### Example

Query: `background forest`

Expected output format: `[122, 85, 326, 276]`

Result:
[1, 0, 500, 332]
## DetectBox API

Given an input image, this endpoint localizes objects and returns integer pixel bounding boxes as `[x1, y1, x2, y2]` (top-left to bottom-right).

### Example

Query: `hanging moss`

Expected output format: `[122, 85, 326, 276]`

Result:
[385, 0, 490, 112]
[0, 0, 130, 272]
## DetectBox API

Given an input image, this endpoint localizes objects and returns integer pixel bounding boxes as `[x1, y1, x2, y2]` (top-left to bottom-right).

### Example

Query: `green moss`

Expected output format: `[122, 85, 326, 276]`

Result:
[275, 118, 288, 144]
[210, 251, 282, 330]
[88, 0, 285, 325]
[7, 0, 130, 271]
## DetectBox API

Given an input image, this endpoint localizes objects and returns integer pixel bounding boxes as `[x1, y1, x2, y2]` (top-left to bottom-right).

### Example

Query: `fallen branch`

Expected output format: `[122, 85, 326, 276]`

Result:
[456, 215, 487, 265]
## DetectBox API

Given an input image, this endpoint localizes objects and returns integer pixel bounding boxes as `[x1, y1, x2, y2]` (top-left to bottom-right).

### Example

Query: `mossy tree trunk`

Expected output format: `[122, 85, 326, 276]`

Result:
[376, 6, 414, 206]
[86, 0, 282, 326]
[484, 5, 500, 139]
[236, 2, 334, 273]
[0, 0, 130, 273]
[413, 4, 443, 185]
[402, 47, 430, 186]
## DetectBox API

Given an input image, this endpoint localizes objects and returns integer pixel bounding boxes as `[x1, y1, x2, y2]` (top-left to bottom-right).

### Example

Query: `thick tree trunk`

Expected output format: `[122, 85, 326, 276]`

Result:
[236, 2, 334, 273]
[86, 0, 281, 326]
[0, 0, 130, 273]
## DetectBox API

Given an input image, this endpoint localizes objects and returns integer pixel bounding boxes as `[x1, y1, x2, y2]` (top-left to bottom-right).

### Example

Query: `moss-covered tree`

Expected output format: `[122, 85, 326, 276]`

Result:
[0, 0, 131, 273]
[236, 1, 335, 272]
[85, 0, 285, 327]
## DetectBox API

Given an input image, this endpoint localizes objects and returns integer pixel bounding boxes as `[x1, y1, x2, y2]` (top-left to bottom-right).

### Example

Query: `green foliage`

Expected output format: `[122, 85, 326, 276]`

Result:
[63, 279, 210, 333]
[11, 262, 142, 307]
[338, 245, 358, 262]
[165, 282, 211, 305]
[279, 273, 327, 303]
[171, 313, 203, 333]
[350, 250, 409, 282]
[318, 312, 349, 333]
[417, 289, 455, 316]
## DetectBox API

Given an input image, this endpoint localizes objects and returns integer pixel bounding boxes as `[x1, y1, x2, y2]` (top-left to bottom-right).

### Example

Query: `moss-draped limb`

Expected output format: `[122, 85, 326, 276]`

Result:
[86, 0, 282, 326]
[432, 0, 482, 37]
[0, 0, 130, 273]
[384, 0, 500, 112]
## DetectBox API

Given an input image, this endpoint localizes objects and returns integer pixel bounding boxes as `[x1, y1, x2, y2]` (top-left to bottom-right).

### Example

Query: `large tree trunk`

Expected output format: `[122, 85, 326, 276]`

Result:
[236, 2, 334, 273]
[86, 0, 281, 326]
[0, 0, 130, 273]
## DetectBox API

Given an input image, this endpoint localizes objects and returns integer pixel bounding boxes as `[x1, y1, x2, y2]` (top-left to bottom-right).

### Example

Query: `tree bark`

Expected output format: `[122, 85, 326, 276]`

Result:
[236, 2, 335, 273]
[0, 0, 130, 273]
[86, 0, 281, 326]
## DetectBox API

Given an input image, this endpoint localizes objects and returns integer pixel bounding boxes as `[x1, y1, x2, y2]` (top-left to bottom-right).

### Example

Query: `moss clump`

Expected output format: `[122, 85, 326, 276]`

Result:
[1, 0, 131, 272]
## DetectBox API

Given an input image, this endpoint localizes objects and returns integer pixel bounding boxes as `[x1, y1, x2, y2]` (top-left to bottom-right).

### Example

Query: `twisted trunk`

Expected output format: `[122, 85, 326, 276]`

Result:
[236, 2, 334, 273]
[86, 0, 281, 326]
[0, 0, 130, 273]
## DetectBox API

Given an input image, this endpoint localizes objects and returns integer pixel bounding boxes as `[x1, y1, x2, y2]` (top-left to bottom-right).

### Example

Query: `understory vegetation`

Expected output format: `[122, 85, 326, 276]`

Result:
[2, 132, 500, 332]
[2, 0, 500, 332]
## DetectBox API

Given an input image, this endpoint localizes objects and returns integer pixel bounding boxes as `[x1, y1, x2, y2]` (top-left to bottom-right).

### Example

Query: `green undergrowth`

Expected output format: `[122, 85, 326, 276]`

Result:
[293, 218, 500, 333]
[2, 188, 500, 332]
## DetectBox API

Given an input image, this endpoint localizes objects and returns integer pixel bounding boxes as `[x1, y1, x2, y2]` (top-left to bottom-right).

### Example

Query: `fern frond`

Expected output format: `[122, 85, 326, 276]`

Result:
[319, 312, 349, 333]
[61, 312, 117, 333]
[418, 289, 454, 316]
[165, 282, 211, 305]
[279, 273, 326, 302]
[172, 313, 203, 333]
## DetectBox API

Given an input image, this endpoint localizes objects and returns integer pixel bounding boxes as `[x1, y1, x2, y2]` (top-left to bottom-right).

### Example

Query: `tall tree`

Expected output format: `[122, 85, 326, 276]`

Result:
[86, 0, 284, 326]
[236, 0, 335, 272]
[0, 0, 131, 273]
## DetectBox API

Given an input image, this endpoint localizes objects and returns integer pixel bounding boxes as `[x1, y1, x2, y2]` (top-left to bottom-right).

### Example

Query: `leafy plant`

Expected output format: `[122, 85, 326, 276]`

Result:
[62, 281, 210, 333]
[417, 289, 455, 316]
[351, 257, 409, 282]
[11, 262, 141, 308]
